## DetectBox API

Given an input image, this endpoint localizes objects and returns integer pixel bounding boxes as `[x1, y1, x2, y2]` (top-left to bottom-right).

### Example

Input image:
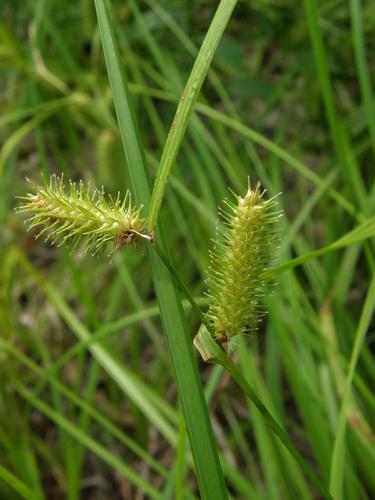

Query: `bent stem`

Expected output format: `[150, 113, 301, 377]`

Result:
[194, 325, 333, 500]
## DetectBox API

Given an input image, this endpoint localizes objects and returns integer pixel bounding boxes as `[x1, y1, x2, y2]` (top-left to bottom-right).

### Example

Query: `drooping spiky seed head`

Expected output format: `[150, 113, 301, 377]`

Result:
[17, 175, 148, 256]
[205, 183, 281, 346]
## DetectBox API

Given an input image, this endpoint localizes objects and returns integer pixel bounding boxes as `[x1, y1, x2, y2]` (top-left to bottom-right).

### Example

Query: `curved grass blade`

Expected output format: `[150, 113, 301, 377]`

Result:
[350, 0, 375, 158]
[269, 213, 375, 277]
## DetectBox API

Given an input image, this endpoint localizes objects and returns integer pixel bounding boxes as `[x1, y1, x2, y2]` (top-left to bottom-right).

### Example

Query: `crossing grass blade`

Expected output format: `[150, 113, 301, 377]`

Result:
[14, 383, 160, 499]
[302, 0, 368, 212]
[0, 338, 169, 479]
[15, 247, 177, 444]
[270, 213, 375, 276]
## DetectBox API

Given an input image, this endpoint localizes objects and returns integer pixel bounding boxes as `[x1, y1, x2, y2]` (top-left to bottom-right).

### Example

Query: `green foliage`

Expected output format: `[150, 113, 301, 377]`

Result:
[0, 0, 374, 499]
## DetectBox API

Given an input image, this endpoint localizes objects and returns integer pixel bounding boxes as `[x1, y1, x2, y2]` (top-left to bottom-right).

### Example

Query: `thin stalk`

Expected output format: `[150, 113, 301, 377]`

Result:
[350, 0, 375, 158]
[268, 213, 375, 277]
[194, 326, 333, 500]
[14, 382, 159, 499]
[94, 1, 227, 498]
[152, 242, 205, 323]
[302, 0, 368, 213]
[194, 104, 360, 221]
[329, 272, 375, 499]
[0, 464, 39, 500]
[147, 0, 238, 230]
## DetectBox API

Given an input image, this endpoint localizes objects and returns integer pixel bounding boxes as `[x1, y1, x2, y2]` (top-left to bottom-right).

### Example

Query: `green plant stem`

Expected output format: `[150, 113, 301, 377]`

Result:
[152, 242, 205, 323]
[302, 0, 367, 212]
[194, 325, 333, 500]
[94, 1, 228, 498]
[147, 0, 238, 230]
[0, 464, 39, 500]
[329, 271, 375, 499]
[350, 0, 375, 158]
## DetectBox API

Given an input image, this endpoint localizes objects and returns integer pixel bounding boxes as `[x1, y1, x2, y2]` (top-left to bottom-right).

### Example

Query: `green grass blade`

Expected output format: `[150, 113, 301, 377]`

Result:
[0, 338, 168, 479]
[302, 0, 367, 211]
[194, 104, 359, 219]
[194, 326, 333, 500]
[350, 0, 375, 158]
[102, 76, 360, 220]
[329, 272, 375, 499]
[0, 464, 40, 500]
[94, 1, 227, 497]
[271, 213, 375, 276]
[14, 383, 160, 499]
[15, 247, 177, 444]
[147, 0, 238, 230]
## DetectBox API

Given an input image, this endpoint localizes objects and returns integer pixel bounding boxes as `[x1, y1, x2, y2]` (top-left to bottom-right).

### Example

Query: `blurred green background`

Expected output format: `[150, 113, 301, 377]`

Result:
[1, 0, 375, 498]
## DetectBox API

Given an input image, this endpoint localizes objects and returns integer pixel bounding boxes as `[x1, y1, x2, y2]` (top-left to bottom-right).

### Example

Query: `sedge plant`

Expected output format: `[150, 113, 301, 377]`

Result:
[13, 1, 375, 498]
[16, 0, 368, 498]
[2, 0, 375, 497]
[18, 174, 332, 499]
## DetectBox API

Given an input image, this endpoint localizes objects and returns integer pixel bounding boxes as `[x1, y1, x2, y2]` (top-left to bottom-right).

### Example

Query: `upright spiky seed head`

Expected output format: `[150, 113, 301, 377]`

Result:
[205, 183, 281, 346]
[17, 175, 148, 256]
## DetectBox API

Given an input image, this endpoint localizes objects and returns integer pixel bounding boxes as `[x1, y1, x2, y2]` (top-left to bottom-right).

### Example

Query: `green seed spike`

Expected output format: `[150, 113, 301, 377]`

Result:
[17, 175, 149, 256]
[204, 182, 282, 347]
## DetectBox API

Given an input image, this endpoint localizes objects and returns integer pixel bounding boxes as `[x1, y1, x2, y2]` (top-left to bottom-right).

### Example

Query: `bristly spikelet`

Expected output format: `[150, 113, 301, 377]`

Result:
[17, 175, 148, 256]
[205, 183, 281, 346]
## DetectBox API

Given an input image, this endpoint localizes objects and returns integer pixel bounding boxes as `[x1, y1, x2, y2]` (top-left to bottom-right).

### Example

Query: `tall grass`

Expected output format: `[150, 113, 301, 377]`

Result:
[0, 1, 374, 499]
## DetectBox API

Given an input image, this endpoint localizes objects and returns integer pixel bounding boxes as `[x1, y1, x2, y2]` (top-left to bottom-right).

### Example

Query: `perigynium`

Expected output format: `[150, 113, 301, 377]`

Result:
[205, 182, 281, 347]
[17, 175, 149, 256]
